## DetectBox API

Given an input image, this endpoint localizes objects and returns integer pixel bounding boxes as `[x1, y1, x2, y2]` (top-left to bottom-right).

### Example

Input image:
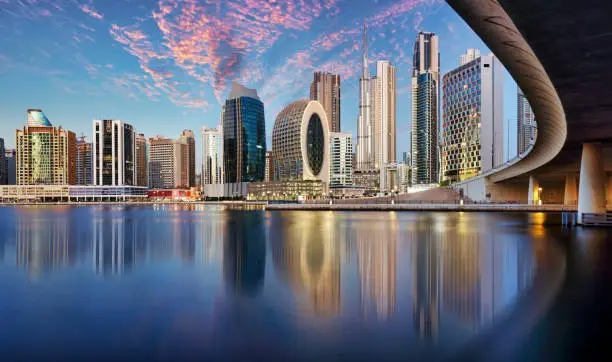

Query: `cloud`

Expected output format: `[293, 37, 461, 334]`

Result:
[79, 3, 104, 20]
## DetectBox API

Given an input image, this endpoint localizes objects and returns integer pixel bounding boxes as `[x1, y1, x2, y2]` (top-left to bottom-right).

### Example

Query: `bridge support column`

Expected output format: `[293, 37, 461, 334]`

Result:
[577, 143, 606, 224]
[528, 176, 540, 205]
[607, 173, 612, 211]
[564, 173, 578, 206]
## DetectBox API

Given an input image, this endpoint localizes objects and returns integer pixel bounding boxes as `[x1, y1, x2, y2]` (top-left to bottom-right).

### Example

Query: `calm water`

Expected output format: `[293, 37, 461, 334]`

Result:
[0, 205, 572, 361]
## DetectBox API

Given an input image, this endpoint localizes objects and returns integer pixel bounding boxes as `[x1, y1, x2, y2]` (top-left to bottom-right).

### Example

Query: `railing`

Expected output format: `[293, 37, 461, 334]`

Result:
[582, 212, 612, 227]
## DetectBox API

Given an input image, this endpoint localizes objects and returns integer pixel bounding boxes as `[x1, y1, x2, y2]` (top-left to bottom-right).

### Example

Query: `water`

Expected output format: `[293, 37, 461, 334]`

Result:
[0, 205, 574, 361]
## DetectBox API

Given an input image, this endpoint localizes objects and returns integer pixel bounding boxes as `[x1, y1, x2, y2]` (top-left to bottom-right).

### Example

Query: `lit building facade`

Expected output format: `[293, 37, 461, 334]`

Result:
[201, 125, 223, 185]
[310, 71, 341, 132]
[223, 82, 266, 183]
[412, 32, 440, 185]
[148, 136, 189, 189]
[76, 136, 92, 185]
[179, 129, 196, 187]
[92, 120, 136, 186]
[272, 100, 330, 188]
[135, 133, 148, 187]
[16, 109, 76, 185]
[265, 151, 274, 182]
[329, 132, 353, 187]
[517, 87, 537, 155]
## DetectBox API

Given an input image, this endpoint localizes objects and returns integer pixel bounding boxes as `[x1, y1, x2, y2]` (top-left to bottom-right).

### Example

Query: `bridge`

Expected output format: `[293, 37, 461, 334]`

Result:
[447, 0, 612, 223]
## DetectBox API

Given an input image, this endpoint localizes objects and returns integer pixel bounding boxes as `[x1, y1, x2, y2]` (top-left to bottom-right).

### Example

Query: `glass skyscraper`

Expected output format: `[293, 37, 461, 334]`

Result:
[223, 82, 266, 183]
[92, 120, 136, 186]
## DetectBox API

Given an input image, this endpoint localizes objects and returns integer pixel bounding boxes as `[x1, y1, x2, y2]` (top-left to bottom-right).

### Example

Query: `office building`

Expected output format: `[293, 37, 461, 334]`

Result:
[223, 82, 266, 183]
[76, 136, 92, 185]
[4, 149, 16, 185]
[135, 133, 148, 187]
[329, 132, 353, 187]
[265, 151, 274, 182]
[148, 136, 189, 189]
[179, 129, 196, 187]
[272, 100, 330, 187]
[310, 71, 341, 132]
[373, 60, 396, 189]
[356, 22, 375, 171]
[92, 120, 136, 186]
[411, 31, 440, 185]
[517, 88, 537, 155]
[16, 109, 76, 185]
[202, 125, 224, 185]
[460, 48, 480, 66]
[0, 138, 5, 185]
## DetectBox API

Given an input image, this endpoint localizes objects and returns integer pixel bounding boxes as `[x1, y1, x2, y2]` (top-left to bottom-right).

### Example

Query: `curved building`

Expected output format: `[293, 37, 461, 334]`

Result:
[27, 109, 52, 127]
[272, 100, 330, 185]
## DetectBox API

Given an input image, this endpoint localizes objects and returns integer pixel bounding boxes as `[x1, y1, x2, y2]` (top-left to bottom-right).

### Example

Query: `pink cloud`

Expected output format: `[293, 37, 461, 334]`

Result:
[79, 4, 103, 20]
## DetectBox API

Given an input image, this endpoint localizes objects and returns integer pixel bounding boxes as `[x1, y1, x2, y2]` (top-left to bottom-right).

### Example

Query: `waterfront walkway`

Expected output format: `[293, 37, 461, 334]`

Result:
[264, 203, 576, 212]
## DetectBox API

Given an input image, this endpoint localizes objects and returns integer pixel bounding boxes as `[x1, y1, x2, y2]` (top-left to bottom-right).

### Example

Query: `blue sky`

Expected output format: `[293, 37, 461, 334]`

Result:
[0, 0, 518, 167]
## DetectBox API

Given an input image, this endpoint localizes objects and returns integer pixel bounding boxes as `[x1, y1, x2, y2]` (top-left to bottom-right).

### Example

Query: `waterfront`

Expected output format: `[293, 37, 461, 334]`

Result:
[0, 205, 609, 361]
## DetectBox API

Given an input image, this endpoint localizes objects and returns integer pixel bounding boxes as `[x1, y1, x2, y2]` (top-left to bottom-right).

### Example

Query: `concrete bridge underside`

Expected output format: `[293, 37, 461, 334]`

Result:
[447, 0, 612, 220]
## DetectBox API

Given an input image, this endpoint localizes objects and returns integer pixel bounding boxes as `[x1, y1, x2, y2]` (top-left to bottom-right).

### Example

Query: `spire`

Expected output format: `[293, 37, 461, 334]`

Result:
[362, 19, 368, 79]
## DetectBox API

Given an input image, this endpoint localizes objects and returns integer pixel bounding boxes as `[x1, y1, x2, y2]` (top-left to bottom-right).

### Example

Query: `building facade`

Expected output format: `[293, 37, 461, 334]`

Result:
[479, 55, 505, 172]
[148, 136, 189, 189]
[179, 130, 196, 187]
[76, 137, 92, 185]
[223, 82, 266, 183]
[4, 149, 16, 185]
[310, 71, 341, 132]
[202, 125, 224, 185]
[272, 100, 330, 188]
[92, 120, 136, 186]
[460, 48, 480, 66]
[265, 151, 274, 182]
[517, 87, 537, 155]
[135, 133, 148, 187]
[0, 138, 5, 185]
[356, 22, 375, 172]
[329, 132, 353, 188]
[373, 60, 397, 189]
[411, 31, 440, 185]
[16, 109, 76, 185]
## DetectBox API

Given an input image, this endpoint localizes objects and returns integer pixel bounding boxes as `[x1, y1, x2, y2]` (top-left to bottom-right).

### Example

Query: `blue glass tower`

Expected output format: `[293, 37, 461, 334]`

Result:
[223, 82, 266, 183]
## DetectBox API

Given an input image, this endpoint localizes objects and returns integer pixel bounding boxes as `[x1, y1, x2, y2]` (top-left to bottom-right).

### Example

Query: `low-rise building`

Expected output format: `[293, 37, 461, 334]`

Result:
[247, 180, 326, 201]
[0, 185, 147, 202]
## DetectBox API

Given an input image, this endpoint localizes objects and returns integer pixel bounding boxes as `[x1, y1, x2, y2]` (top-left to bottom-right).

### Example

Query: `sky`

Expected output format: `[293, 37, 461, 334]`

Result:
[0, 0, 519, 168]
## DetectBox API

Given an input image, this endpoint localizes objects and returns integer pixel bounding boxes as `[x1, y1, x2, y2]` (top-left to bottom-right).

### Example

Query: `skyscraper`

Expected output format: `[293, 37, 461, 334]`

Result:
[179, 130, 196, 187]
[373, 60, 396, 188]
[329, 132, 353, 187]
[5, 149, 16, 185]
[148, 136, 189, 189]
[0, 138, 6, 185]
[441, 51, 504, 182]
[201, 125, 224, 185]
[356, 22, 374, 171]
[92, 120, 136, 186]
[223, 82, 266, 183]
[16, 109, 76, 185]
[517, 88, 537, 155]
[411, 32, 440, 185]
[76, 136, 92, 185]
[310, 71, 341, 132]
[264, 151, 274, 182]
[135, 133, 148, 187]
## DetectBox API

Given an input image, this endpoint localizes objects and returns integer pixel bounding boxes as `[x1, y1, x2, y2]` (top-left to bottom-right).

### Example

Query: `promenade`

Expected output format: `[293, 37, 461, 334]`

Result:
[264, 203, 577, 212]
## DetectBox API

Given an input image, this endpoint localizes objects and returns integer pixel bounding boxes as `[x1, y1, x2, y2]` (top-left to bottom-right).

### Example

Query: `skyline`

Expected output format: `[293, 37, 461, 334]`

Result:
[0, 0, 519, 169]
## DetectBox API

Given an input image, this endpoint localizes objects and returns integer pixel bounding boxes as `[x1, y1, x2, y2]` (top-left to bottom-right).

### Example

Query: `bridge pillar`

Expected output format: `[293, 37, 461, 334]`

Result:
[577, 143, 606, 224]
[564, 173, 578, 205]
[528, 176, 540, 205]
[607, 173, 612, 211]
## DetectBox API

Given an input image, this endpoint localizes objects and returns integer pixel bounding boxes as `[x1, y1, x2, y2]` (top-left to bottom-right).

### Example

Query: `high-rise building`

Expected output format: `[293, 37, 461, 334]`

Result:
[223, 82, 266, 183]
[264, 151, 274, 182]
[5, 149, 16, 185]
[179, 130, 196, 187]
[16, 109, 76, 185]
[517, 88, 537, 155]
[135, 133, 148, 187]
[272, 100, 330, 185]
[373, 60, 396, 189]
[76, 136, 92, 185]
[148, 136, 189, 189]
[201, 125, 223, 185]
[411, 32, 440, 185]
[0, 138, 5, 185]
[397, 163, 411, 193]
[329, 132, 353, 188]
[356, 22, 374, 171]
[460, 48, 481, 66]
[310, 71, 341, 132]
[92, 120, 136, 186]
[442, 52, 504, 182]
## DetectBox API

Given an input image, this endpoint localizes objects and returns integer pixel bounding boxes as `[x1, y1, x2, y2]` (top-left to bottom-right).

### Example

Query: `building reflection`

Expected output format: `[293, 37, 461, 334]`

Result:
[355, 215, 397, 320]
[411, 227, 441, 340]
[201, 211, 226, 265]
[223, 211, 266, 297]
[92, 217, 135, 275]
[270, 212, 341, 316]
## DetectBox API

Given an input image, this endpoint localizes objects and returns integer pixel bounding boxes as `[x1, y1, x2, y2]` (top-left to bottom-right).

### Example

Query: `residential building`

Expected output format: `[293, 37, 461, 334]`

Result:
[373, 60, 396, 189]
[148, 136, 189, 189]
[272, 100, 330, 189]
[517, 87, 537, 155]
[76, 136, 92, 185]
[356, 22, 375, 171]
[329, 132, 353, 187]
[381, 162, 399, 193]
[0, 138, 5, 185]
[201, 125, 224, 184]
[5, 149, 16, 185]
[92, 120, 136, 186]
[397, 163, 411, 193]
[179, 129, 196, 187]
[265, 151, 274, 182]
[411, 31, 440, 185]
[16, 109, 76, 185]
[460, 48, 480, 66]
[135, 133, 148, 187]
[223, 82, 266, 183]
[310, 71, 341, 132]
